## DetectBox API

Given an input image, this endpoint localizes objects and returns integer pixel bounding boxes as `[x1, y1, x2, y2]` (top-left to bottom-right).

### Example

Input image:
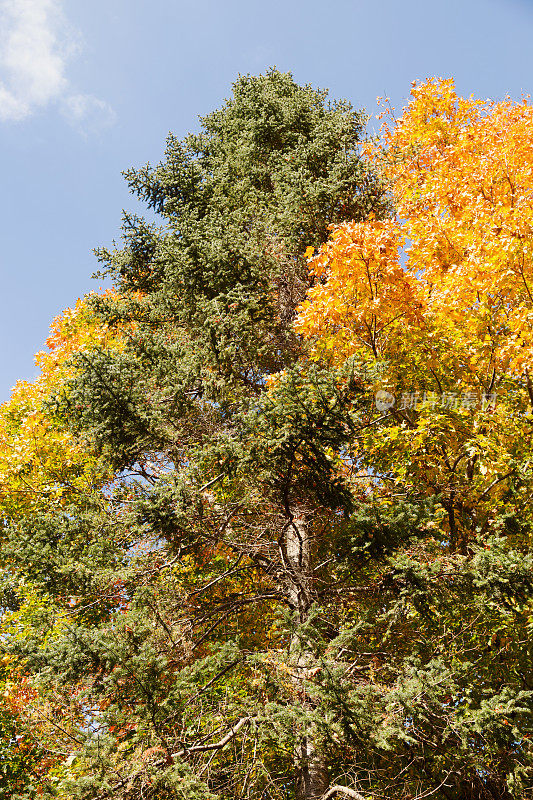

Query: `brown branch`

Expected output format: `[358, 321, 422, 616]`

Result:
[26, 705, 84, 746]
[474, 470, 514, 506]
[428, 367, 443, 395]
[487, 367, 496, 394]
[390, 407, 416, 429]
[181, 658, 243, 709]
[519, 259, 533, 305]
[525, 369, 533, 411]
[188, 556, 244, 597]
[191, 594, 279, 651]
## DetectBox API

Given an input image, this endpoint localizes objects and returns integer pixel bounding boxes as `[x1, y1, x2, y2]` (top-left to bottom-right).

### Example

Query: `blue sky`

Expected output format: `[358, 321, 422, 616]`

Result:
[0, 0, 532, 400]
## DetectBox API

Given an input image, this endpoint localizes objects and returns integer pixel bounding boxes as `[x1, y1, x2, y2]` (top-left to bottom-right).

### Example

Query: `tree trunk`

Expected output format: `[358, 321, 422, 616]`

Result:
[282, 510, 329, 800]
[284, 509, 311, 620]
[295, 734, 329, 800]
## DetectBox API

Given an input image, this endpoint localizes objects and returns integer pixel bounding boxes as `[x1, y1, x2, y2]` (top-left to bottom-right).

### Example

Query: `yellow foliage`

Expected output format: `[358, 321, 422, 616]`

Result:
[0, 295, 118, 519]
[296, 79, 533, 548]
[298, 78, 533, 377]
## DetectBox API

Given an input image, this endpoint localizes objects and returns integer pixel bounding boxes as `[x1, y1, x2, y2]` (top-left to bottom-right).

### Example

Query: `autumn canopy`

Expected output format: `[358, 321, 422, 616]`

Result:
[1, 74, 532, 800]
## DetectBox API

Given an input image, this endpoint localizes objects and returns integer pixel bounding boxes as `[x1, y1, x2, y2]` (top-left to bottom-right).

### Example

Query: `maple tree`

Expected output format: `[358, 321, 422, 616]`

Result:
[294, 79, 533, 797]
[295, 78, 533, 551]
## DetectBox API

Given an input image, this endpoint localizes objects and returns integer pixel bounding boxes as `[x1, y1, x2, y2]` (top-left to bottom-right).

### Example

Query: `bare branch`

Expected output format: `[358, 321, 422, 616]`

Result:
[188, 555, 244, 597]
[181, 658, 243, 709]
[321, 785, 366, 800]
[191, 594, 279, 652]
[173, 716, 253, 757]
[198, 473, 226, 493]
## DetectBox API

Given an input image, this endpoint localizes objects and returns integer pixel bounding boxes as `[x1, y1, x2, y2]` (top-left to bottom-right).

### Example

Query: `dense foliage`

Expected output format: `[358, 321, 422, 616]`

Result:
[0, 73, 532, 800]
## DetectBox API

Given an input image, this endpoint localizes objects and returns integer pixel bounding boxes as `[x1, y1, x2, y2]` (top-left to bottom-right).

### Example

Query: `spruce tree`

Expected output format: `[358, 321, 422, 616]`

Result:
[27, 68, 386, 800]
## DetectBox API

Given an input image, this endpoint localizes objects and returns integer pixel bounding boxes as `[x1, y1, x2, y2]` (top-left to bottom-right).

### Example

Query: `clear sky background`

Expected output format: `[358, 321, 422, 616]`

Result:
[0, 0, 532, 401]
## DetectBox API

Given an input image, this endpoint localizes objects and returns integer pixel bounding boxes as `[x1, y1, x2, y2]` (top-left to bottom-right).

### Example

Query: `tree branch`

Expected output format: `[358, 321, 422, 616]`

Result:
[525, 369, 533, 411]
[321, 785, 366, 800]
[172, 716, 253, 757]
[198, 472, 226, 493]
[473, 470, 514, 506]
[181, 658, 243, 709]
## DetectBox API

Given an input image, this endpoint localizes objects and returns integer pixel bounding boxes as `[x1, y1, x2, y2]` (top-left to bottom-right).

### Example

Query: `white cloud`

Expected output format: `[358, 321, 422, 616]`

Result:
[0, 0, 115, 130]
[61, 93, 116, 135]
